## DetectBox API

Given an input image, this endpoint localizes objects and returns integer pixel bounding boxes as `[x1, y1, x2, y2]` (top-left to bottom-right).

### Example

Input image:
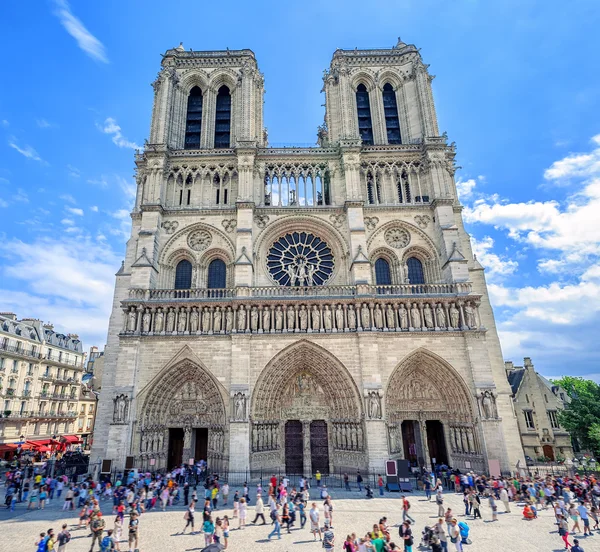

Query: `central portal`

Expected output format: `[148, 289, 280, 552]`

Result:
[310, 420, 329, 474]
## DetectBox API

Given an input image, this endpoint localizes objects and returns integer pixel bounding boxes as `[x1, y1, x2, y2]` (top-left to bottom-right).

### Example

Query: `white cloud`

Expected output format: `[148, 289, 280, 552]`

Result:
[470, 236, 518, 280]
[36, 119, 56, 129]
[116, 176, 136, 202]
[67, 164, 81, 178]
[8, 137, 45, 163]
[111, 209, 130, 220]
[456, 178, 477, 200]
[60, 194, 76, 204]
[61, 218, 75, 226]
[65, 206, 84, 216]
[544, 134, 600, 181]
[12, 189, 29, 203]
[90, 205, 99, 212]
[52, 0, 109, 64]
[87, 176, 108, 188]
[97, 118, 140, 150]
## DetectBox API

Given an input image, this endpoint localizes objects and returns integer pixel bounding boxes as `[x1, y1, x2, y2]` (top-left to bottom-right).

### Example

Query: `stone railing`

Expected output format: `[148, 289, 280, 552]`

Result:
[121, 293, 482, 336]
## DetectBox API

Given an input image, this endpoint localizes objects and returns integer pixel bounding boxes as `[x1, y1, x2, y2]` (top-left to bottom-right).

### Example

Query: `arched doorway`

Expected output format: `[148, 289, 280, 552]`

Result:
[386, 349, 482, 471]
[251, 341, 365, 475]
[138, 360, 227, 471]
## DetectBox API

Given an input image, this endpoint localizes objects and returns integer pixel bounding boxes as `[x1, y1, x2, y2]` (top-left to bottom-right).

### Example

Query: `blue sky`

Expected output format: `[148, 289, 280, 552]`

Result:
[0, 1, 599, 380]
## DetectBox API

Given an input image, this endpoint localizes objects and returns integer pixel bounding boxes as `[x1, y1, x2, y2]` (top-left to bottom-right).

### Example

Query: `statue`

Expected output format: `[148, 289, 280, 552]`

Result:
[402, 262, 410, 284]
[262, 307, 270, 331]
[423, 303, 434, 329]
[296, 260, 308, 286]
[142, 310, 151, 333]
[128, 309, 137, 332]
[299, 305, 308, 330]
[311, 305, 321, 330]
[368, 391, 382, 419]
[465, 302, 476, 329]
[347, 305, 357, 329]
[335, 304, 344, 329]
[323, 305, 332, 330]
[190, 308, 199, 333]
[286, 264, 297, 286]
[154, 309, 164, 333]
[237, 305, 247, 331]
[410, 303, 421, 328]
[177, 310, 187, 333]
[435, 303, 446, 329]
[275, 306, 283, 330]
[399, 303, 408, 329]
[386, 304, 395, 328]
[450, 303, 460, 328]
[306, 263, 316, 286]
[360, 303, 371, 328]
[373, 304, 384, 329]
[166, 308, 175, 332]
[113, 395, 128, 423]
[202, 307, 212, 332]
[213, 307, 222, 332]
[481, 391, 496, 419]
[233, 393, 246, 421]
[250, 307, 259, 331]
[286, 306, 295, 330]
[225, 307, 234, 332]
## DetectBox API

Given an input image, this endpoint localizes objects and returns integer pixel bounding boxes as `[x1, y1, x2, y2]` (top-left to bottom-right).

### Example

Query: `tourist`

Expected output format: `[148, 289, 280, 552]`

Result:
[436, 488, 445, 517]
[27, 486, 39, 510]
[378, 475, 384, 496]
[202, 515, 215, 547]
[323, 496, 332, 527]
[252, 493, 266, 524]
[221, 483, 229, 506]
[316, 470, 322, 488]
[268, 508, 281, 540]
[222, 515, 230, 548]
[589, 506, 599, 530]
[448, 519, 462, 552]
[127, 511, 139, 552]
[282, 502, 292, 533]
[470, 491, 481, 520]
[569, 503, 582, 534]
[232, 490, 239, 518]
[89, 512, 106, 552]
[558, 514, 572, 550]
[433, 518, 448, 552]
[344, 473, 350, 491]
[401, 495, 415, 524]
[100, 529, 115, 552]
[56, 524, 71, 552]
[399, 521, 413, 552]
[238, 496, 247, 529]
[424, 476, 432, 500]
[356, 471, 363, 492]
[182, 499, 196, 534]
[488, 493, 498, 521]
[343, 534, 356, 552]
[572, 539, 585, 552]
[522, 504, 535, 520]
[309, 502, 322, 541]
[214, 518, 224, 544]
[499, 487, 510, 513]
[36, 533, 47, 552]
[322, 521, 335, 551]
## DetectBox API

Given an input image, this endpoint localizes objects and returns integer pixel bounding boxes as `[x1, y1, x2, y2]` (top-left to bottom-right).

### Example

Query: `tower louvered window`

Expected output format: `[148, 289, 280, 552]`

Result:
[184, 86, 203, 149]
[214, 86, 231, 148]
[356, 84, 374, 145]
[383, 83, 401, 144]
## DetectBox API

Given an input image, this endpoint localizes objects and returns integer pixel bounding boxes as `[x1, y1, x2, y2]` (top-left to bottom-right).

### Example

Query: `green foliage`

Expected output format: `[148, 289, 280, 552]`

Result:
[553, 377, 600, 455]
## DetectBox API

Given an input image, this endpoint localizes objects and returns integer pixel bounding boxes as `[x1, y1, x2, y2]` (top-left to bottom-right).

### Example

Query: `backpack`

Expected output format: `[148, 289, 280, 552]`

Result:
[100, 535, 112, 552]
[270, 510, 277, 521]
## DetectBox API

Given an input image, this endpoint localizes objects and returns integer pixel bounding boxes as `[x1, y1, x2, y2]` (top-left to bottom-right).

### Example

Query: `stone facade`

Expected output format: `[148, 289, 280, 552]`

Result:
[0, 313, 85, 448]
[91, 40, 525, 476]
[506, 358, 573, 463]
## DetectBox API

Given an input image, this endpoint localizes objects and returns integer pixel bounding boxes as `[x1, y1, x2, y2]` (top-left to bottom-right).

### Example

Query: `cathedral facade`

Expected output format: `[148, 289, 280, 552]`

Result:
[91, 40, 525, 476]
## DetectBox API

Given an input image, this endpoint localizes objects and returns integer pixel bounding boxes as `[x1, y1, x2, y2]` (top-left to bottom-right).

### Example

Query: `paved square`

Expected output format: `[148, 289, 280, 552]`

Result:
[0, 489, 590, 552]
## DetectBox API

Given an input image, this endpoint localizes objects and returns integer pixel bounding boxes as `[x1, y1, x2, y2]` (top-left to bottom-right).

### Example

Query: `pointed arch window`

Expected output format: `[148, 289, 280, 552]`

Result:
[184, 86, 203, 149]
[383, 83, 401, 144]
[375, 258, 392, 285]
[214, 85, 231, 148]
[174, 259, 193, 289]
[207, 259, 227, 289]
[406, 257, 425, 284]
[356, 84, 373, 145]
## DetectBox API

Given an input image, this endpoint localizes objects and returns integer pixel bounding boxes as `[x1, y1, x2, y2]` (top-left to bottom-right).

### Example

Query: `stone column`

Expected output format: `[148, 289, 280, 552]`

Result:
[302, 420, 312, 478]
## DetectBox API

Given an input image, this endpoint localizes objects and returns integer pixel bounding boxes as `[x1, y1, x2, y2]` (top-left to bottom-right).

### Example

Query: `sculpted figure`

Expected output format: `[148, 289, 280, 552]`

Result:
[213, 307, 222, 332]
[450, 303, 460, 328]
[128, 309, 137, 332]
[237, 305, 247, 331]
[142, 310, 151, 333]
[177, 310, 187, 333]
[154, 309, 164, 333]
[262, 307, 271, 331]
[357, 425, 363, 449]
[225, 307, 234, 332]
[190, 308, 199, 333]
[286, 264, 296, 286]
[465, 302, 476, 329]
[435, 303, 446, 328]
[423, 303, 434, 329]
[166, 308, 175, 332]
[275, 306, 283, 330]
[250, 307, 259, 331]
[351, 425, 357, 449]
[481, 391, 493, 419]
[402, 262, 410, 284]
[410, 303, 421, 328]
[311, 305, 321, 330]
[323, 305, 332, 330]
[286, 306, 295, 330]
[374, 304, 384, 329]
[299, 305, 308, 330]
[360, 303, 371, 328]
[347, 304, 357, 329]
[234, 393, 246, 421]
[335, 304, 344, 329]
[386, 304, 395, 328]
[202, 307, 211, 332]
[399, 303, 408, 329]
[368, 392, 382, 419]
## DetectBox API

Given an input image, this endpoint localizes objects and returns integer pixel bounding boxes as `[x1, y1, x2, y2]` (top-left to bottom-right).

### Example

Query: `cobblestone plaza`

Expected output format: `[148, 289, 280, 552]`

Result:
[0, 489, 581, 552]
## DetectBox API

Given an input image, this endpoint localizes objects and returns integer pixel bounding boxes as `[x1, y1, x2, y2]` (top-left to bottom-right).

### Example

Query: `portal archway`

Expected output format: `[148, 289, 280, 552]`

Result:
[251, 341, 366, 474]
[386, 349, 483, 471]
[137, 360, 228, 471]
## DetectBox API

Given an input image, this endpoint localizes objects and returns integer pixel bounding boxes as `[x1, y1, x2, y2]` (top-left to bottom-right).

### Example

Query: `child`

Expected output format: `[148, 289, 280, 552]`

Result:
[232, 491, 239, 519]
[239, 497, 247, 529]
[222, 515, 230, 549]
[202, 516, 215, 547]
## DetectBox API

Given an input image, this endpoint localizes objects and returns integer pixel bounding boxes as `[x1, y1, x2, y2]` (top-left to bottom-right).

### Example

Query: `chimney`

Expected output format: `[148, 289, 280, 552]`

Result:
[0, 312, 17, 321]
[43, 323, 54, 331]
[524, 357, 533, 368]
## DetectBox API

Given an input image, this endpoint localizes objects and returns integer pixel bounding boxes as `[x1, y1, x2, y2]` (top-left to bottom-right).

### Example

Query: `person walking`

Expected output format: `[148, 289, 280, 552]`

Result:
[499, 487, 510, 513]
[558, 514, 572, 550]
[89, 513, 106, 552]
[252, 493, 266, 524]
[570, 503, 582, 534]
[344, 473, 350, 492]
[399, 520, 414, 552]
[238, 497, 247, 529]
[322, 521, 335, 552]
[56, 524, 71, 552]
[309, 502, 322, 541]
[424, 477, 432, 501]
[214, 518, 224, 545]
[448, 519, 462, 552]
[402, 496, 415, 524]
[433, 518, 448, 552]
[436, 489, 445, 518]
[577, 502, 591, 536]
[221, 483, 229, 506]
[571, 538, 584, 552]
[377, 475, 384, 496]
[127, 511, 139, 552]
[202, 516, 215, 547]
[222, 516, 230, 549]
[268, 508, 281, 540]
[471, 492, 482, 520]
[356, 471, 363, 492]
[182, 499, 196, 534]
[488, 493, 498, 522]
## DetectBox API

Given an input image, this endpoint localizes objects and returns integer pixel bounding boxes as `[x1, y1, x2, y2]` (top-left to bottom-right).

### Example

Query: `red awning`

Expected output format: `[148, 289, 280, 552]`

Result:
[26, 439, 60, 448]
[0, 443, 18, 453]
[61, 435, 83, 444]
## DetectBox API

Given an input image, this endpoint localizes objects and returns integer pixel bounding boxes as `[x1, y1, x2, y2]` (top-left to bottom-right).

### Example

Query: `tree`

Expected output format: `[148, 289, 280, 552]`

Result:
[552, 376, 600, 455]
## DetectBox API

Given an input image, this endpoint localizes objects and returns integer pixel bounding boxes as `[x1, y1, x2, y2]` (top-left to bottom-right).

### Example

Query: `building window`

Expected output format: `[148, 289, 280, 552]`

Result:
[88, 404, 94, 414]
[544, 394, 548, 403]
[184, 86, 203, 149]
[174, 259, 193, 289]
[548, 410, 560, 429]
[356, 84, 373, 145]
[525, 394, 529, 404]
[396, 171, 412, 203]
[207, 259, 227, 289]
[375, 258, 392, 286]
[214, 85, 231, 148]
[80, 405, 85, 414]
[406, 257, 425, 284]
[382, 83, 401, 144]
[524, 410, 535, 429]
[559, 392, 565, 401]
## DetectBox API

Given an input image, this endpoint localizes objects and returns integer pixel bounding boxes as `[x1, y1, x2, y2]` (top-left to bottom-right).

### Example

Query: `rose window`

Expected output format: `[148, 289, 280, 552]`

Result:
[267, 232, 334, 286]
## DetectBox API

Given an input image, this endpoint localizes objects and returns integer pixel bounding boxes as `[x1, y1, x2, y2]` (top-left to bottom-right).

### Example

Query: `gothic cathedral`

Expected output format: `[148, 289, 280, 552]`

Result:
[91, 40, 525, 476]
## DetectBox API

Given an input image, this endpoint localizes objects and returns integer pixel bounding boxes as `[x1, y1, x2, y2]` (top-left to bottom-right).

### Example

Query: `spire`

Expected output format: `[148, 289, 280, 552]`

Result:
[394, 37, 407, 49]
[176, 42, 184, 51]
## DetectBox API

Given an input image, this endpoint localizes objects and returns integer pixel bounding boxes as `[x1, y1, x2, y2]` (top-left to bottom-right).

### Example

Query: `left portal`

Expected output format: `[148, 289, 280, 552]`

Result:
[168, 428, 184, 469]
